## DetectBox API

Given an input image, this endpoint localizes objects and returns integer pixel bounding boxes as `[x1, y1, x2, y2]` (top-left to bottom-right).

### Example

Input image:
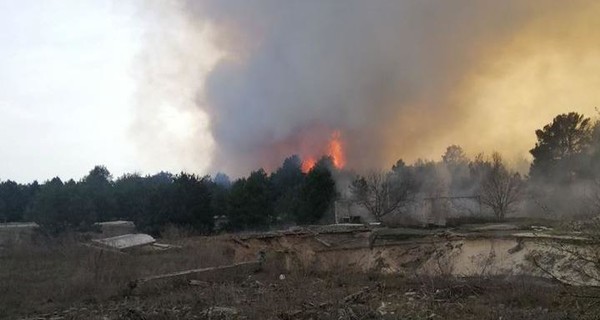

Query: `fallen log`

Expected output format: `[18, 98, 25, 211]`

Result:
[313, 237, 332, 247]
[188, 279, 209, 286]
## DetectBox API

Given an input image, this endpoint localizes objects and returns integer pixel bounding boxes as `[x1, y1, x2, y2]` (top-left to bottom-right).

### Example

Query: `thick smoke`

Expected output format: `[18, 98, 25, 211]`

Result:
[136, 0, 600, 176]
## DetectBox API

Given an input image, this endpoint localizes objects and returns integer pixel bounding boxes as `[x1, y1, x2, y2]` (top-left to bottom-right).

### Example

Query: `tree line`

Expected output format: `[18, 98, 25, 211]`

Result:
[350, 111, 600, 221]
[350, 146, 523, 221]
[1, 111, 600, 234]
[0, 156, 336, 235]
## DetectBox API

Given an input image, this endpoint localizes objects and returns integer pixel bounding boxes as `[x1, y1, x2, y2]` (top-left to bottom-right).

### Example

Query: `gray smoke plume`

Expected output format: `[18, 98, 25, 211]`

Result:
[135, 0, 598, 176]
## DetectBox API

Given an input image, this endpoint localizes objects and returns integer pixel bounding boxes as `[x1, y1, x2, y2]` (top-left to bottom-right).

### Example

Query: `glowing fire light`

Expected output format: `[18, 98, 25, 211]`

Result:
[301, 130, 346, 173]
[301, 157, 316, 173]
[328, 130, 346, 169]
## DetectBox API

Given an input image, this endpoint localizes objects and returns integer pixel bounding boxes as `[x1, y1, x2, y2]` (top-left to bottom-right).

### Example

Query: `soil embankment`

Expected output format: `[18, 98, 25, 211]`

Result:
[227, 224, 598, 285]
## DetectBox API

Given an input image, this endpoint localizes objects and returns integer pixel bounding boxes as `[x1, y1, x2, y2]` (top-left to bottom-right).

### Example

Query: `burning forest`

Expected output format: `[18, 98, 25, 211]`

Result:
[301, 130, 346, 173]
[132, 0, 600, 179]
[4, 1, 600, 319]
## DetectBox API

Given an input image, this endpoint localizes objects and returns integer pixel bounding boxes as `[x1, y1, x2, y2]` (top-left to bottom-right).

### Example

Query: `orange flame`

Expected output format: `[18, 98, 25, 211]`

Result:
[301, 157, 316, 173]
[328, 130, 346, 169]
[301, 130, 346, 173]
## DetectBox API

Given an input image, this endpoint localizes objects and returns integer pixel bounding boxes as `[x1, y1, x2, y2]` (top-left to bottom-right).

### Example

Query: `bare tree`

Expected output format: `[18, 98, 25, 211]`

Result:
[350, 170, 414, 221]
[480, 153, 523, 219]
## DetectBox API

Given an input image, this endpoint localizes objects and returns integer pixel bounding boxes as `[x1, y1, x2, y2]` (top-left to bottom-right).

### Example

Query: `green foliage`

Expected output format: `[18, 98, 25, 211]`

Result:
[115, 172, 216, 235]
[8, 110, 600, 232]
[529, 112, 593, 182]
[270, 155, 304, 222]
[297, 159, 337, 224]
[525, 112, 600, 216]
[26, 178, 92, 235]
[27, 166, 118, 234]
[10, 110, 600, 232]
[114, 173, 149, 225]
[209, 179, 230, 220]
[22, 168, 217, 236]
[0, 155, 342, 234]
[170, 173, 214, 232]
[227, 169, 274, 230]
[81, 166, 117, 222]
[0, 180, 37, 222]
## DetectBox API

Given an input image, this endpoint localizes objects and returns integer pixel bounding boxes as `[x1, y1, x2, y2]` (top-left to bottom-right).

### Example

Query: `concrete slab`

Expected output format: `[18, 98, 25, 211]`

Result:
[0, 222, 39, 229]
[92, 233, 155, 250]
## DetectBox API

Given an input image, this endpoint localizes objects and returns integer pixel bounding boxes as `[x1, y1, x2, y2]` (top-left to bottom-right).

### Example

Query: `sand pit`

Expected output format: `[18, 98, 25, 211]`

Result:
[226, 226, 600, 286]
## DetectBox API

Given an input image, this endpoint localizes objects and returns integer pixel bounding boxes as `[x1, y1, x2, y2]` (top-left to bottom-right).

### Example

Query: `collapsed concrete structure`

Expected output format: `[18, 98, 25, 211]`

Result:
[91, 233, 177, 252]
[92, 233, 156, 250]
[335, 195, 485, 227]
[93, 220, 136, 237]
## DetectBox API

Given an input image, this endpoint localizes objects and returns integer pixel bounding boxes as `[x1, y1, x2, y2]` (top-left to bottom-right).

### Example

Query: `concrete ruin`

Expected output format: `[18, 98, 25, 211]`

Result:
[92, 233, 156, 250]
[334, 200, 375, 224]
[90, 232, 179, 253]
[335, 195, 486, 227]
[93, 220, 136, 237]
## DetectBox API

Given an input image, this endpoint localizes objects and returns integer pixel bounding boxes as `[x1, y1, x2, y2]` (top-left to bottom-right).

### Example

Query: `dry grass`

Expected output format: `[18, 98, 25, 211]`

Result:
[0, 233, 234, 319]
[2, 232, 600, 319]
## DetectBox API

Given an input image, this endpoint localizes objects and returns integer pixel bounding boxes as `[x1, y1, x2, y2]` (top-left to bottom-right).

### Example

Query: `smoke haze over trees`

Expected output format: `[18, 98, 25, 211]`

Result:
[527, 112, 600, 217]
[136, 0, 600, 177]
[347, 112, 600, 222]
[2, 111, 600, 234]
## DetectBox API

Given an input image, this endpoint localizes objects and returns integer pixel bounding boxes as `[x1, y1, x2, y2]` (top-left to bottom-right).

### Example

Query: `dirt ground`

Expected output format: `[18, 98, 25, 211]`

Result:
[2, 226, 600, 319]
[12, 271, 600, 320]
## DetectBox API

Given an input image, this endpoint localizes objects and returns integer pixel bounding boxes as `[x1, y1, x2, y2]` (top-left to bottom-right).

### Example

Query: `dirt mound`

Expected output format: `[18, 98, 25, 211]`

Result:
[226, 227, 600, 286]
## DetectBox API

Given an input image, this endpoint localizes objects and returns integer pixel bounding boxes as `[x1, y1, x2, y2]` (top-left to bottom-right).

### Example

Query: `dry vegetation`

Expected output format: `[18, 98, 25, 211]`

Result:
[2, 231, 600, 320]
[0, 233, 233, 319]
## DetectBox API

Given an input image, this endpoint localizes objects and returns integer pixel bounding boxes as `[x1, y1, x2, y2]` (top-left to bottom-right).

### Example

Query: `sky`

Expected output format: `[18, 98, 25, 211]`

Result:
[0, 0, 218, 183]
[2, 1, 600, 182]
[0, 1, 141, 182]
